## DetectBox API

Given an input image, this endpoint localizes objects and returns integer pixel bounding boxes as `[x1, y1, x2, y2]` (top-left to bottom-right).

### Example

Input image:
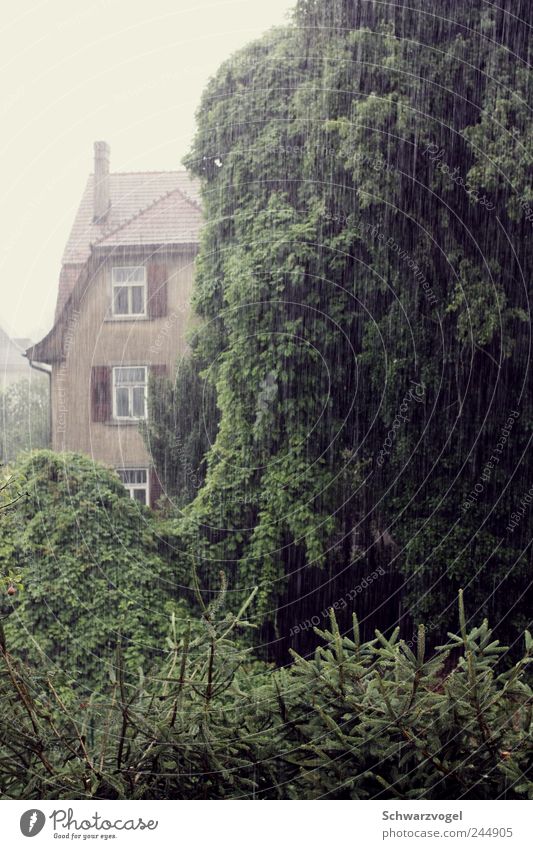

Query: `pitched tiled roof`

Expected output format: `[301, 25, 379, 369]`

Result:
[54, 170, 202, 320]
[63, 171, 201, 264]
[95, 186, 202, 249]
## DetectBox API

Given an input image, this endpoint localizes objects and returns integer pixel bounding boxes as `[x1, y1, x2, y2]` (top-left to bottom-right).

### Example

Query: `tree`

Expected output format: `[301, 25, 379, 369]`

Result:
[0, 379, 49, 463]
[142, 356, 219, 509]
[143, 0, 533, 658]
[283, 598, 533, 799]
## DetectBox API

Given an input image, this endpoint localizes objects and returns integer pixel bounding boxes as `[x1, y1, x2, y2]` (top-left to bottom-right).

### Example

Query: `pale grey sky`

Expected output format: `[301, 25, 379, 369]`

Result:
[0, 0, 295, 342]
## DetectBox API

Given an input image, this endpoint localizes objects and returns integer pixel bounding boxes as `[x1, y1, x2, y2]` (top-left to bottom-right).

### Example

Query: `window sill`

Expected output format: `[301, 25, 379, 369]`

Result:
[103, 419, 146, 427]
[104, 315, 150, 323]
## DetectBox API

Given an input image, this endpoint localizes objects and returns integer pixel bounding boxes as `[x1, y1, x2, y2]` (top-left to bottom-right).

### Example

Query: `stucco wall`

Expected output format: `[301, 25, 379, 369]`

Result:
[51, 249, 195, 471]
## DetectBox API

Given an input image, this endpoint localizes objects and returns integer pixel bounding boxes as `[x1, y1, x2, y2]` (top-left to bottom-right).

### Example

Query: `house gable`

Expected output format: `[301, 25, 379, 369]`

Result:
[28, 145, 202, 366]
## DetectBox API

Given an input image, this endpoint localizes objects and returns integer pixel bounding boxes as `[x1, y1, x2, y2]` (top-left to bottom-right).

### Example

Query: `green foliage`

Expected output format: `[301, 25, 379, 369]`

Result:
[0, 451, 191, 691]
[142, 356, 219, 509]
[464, 64, 533, 222]
[2, 0, 531, 804]
[0, 600, 531, 800]
[145, 0, 533, 646]
[0, 583, 276, 800]
[0, 380, 49, 463]
[284, 604, 533, 799]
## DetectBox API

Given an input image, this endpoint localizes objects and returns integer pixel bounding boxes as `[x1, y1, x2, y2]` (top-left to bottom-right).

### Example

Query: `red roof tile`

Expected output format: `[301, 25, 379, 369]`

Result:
[95, 186, 202, 250]
[63, 170, 201, 264]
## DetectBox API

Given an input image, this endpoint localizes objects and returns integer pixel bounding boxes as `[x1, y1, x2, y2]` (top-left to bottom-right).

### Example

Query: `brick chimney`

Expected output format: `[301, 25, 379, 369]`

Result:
[93, 141, 110, 222]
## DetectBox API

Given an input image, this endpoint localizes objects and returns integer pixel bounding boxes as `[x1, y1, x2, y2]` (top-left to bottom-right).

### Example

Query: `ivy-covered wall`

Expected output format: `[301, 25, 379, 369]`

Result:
[0, 452, 191, 689]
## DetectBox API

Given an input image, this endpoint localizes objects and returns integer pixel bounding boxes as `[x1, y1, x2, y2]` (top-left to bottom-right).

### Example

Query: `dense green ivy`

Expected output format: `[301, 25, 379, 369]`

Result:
[0, 452, 191, 691]
[143, 360, 219, 509]
[149, 0, 533, 658]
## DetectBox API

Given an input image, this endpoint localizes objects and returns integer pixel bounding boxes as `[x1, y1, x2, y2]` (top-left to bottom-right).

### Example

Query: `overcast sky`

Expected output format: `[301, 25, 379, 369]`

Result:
[0, 0, 295, 342]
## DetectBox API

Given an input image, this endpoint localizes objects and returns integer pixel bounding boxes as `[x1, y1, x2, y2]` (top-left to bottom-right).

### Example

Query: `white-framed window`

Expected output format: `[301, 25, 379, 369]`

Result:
[112, 266, 146, 317]
[117, 468, 149, 505]
[113, 366, 147, 420]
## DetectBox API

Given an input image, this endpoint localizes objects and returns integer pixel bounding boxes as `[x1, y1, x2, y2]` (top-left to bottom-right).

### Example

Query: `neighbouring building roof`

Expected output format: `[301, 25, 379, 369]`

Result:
[0, 327, 28, 366]
[12, 337, 32, 352]
[0, 326, 33, 389]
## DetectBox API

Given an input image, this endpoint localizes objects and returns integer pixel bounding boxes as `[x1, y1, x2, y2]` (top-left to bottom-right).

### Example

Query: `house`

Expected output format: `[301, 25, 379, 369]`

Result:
[27, 142, 203, 507]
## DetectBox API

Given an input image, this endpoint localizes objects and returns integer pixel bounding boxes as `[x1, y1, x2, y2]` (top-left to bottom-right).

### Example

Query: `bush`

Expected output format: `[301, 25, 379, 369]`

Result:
[283, 594, 533, 799]
[0, 586, 275, 799]
[0, 593, 531, 800]
[0, 451, 191, 692]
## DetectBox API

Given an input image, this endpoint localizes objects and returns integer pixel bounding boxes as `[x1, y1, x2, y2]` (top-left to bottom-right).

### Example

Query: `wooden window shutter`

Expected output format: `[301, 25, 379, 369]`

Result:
[147, 262, 168, 318]
[150, 467, 163, 509]
[150, 364, 168, 379]
[90, 366, 111, 422]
